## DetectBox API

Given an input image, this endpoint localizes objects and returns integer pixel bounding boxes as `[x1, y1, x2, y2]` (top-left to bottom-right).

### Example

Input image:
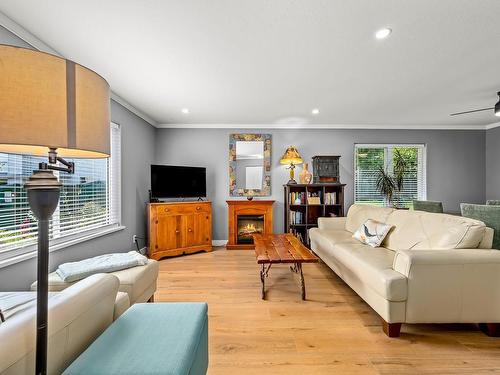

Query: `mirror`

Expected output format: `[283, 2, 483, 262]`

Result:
[229, 134, 271, 196]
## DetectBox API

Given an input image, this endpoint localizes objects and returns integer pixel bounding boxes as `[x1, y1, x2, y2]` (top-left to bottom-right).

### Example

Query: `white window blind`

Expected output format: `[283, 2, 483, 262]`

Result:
[354, 144, 426, 208]
[0, 123, 121, 260]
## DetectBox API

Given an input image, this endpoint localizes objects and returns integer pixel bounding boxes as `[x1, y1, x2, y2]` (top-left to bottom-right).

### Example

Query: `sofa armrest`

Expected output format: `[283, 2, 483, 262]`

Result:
[317, 217, 347, 231]
[393, 248, 500, 276]
[392, 249, 500, 323]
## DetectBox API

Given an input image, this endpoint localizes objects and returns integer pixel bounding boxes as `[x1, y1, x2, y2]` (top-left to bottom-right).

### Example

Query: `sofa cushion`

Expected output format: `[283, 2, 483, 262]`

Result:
[310, 229, 358, 247]
[323, 241, 407, 301]
[345, 204, 394, 233]
[384, 209, 486, 251]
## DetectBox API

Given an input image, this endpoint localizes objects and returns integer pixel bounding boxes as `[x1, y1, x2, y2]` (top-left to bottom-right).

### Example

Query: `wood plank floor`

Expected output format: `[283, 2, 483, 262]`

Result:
[155, 248, 500, 374]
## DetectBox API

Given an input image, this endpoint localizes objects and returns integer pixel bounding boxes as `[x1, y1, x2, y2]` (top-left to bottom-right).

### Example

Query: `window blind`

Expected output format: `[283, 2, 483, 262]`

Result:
[354, 144, 426, 208]
[0, 123, 121, 260]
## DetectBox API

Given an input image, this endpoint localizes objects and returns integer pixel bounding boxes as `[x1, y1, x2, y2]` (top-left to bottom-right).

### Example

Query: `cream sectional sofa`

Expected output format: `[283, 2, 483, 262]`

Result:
[0, 274, 120, 374]
[309, 204, 500, 337]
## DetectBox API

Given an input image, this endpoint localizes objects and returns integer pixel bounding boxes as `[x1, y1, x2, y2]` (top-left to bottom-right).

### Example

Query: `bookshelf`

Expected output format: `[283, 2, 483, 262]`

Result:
[284, 183, 346, 246]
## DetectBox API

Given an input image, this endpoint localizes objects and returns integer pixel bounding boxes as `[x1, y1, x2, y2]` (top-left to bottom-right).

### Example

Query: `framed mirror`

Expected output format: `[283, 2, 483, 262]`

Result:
[229, 134, 271, 197]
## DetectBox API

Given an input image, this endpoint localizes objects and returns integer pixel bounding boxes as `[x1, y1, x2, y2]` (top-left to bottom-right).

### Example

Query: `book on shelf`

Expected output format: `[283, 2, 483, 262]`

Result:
[324, 192, 337, 205]
[289, 191, 306, 205]
[289, 210, 304, 225]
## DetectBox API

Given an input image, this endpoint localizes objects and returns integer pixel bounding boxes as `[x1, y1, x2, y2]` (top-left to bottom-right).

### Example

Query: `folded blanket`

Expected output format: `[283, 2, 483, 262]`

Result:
[0, 292, 55, 324]
[56, 251, 148, 283]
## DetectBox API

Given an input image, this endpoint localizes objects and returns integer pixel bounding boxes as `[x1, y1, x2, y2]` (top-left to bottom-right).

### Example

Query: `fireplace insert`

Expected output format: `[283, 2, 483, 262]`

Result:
[237, 215, 264, 244]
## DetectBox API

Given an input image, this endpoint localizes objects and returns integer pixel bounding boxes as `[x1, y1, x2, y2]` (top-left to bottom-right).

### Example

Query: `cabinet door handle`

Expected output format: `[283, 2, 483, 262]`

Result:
[196, 206, 201, 210]
[164, 208, 170, 212]
[175, 230, 180, 234]
[188, 228, 193, 232]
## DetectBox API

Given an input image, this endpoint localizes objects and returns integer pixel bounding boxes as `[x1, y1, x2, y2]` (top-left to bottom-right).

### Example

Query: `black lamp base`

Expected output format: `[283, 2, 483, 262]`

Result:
[25, 169, 61, 375]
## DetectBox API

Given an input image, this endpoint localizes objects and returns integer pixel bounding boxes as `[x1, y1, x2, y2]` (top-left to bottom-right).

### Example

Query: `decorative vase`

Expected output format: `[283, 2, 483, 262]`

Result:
[299, 163, 313, 184]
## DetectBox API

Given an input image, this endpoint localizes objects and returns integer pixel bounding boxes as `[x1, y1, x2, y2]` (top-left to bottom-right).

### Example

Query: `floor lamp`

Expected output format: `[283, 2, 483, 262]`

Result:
[0, 45, 110, 375]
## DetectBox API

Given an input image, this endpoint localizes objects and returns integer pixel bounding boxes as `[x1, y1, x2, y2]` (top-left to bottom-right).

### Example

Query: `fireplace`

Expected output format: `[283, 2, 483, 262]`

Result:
[226, 200, 274, 250]
[237, 215, 264, 244]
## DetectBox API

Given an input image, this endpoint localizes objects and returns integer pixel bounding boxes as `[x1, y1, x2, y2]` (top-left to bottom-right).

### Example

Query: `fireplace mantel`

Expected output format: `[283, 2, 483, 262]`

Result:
[226, 200, 274, 250]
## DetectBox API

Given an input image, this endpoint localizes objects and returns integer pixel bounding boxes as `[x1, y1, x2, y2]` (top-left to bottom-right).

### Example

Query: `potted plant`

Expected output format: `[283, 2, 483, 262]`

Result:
[376, 149, 409, 209]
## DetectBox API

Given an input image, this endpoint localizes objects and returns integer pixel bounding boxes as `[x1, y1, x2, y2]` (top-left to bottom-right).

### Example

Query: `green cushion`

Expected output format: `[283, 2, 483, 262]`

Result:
[487, 200, 500, 206]
[412, 200, 444, 213]
[461, 203, 500, 250]
[63, 303, 208, 375]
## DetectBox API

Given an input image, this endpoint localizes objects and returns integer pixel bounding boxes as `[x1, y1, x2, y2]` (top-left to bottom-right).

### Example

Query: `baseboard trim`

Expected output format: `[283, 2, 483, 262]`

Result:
[212, 240, 228, 247]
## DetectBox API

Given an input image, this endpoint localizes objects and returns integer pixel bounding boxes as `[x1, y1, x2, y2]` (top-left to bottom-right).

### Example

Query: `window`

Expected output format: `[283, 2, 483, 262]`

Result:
[0, 123, 121, 262]
[354, 144, 426, 208]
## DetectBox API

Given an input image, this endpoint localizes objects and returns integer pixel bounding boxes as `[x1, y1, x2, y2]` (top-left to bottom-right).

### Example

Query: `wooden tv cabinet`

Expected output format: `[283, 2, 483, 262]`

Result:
[147, 201, 212, 260]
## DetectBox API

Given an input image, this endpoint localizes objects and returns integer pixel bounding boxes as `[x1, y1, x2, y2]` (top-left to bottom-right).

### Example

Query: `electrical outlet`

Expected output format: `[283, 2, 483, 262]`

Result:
[132, 235, 137, 244]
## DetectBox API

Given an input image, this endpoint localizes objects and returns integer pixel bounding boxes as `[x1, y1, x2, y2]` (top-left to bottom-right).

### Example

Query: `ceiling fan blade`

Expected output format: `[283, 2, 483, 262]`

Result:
[450, 107, 494, 116]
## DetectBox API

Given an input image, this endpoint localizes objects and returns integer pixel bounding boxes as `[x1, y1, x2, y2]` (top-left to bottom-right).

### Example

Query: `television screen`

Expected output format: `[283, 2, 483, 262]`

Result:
[151, 165, 206, 198]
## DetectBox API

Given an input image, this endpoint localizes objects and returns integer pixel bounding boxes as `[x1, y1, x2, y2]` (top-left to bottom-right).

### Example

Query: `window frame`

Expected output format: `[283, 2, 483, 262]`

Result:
[353, 143, 427, 207]
[0, 122, 124, 269]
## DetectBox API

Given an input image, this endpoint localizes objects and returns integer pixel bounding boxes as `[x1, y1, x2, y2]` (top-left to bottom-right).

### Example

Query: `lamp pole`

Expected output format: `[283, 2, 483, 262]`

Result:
[25, 169, 60, 375]
[25, 149, 74, 375]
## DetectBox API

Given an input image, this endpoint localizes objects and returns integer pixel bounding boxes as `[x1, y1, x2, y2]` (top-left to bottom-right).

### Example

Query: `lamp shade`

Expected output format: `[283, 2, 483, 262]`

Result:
[280, 146, 303, 165]
[0, 45, 110, 158]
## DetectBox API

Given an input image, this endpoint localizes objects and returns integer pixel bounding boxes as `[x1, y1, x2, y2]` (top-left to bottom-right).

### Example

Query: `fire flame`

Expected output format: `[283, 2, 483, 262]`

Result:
[243, 223, 257, 232]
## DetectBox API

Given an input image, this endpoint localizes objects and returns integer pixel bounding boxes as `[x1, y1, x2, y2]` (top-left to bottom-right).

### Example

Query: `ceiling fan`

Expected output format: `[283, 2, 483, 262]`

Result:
[450, 91, 500, 117]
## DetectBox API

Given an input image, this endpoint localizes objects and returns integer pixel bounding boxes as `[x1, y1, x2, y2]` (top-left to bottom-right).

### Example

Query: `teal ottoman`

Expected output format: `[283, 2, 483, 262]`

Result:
[63, 303, 208, 375]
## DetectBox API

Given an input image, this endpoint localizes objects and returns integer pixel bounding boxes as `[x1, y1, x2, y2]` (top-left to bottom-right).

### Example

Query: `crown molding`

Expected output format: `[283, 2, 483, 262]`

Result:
[486, 121, 500, 130]
[156, 123, 489, 130]
[0, 11, 158, 127]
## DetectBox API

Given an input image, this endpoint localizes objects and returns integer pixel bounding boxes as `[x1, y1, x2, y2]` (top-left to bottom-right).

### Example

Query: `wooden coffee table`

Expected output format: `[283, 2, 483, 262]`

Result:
[253, 233, 319, 300]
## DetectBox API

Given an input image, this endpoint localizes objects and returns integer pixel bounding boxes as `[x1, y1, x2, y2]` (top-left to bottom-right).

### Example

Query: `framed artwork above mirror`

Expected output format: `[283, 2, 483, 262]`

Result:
[229, 134, 271, 197]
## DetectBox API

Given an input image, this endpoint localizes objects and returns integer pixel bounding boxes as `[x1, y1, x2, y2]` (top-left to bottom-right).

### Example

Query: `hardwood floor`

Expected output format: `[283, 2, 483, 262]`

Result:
[155, 248, 500, 374]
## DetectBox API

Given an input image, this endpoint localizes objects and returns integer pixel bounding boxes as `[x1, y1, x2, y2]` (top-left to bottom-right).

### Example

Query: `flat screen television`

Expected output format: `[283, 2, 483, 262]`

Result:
[151, 165, 206, 199]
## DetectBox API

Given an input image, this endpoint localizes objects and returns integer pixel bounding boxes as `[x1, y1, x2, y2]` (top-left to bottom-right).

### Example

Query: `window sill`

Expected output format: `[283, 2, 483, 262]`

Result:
[0, 225, 126, 270]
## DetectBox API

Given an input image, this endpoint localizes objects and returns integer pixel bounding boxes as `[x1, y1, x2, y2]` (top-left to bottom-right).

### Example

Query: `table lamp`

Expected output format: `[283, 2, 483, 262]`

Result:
[280, 146, 303, 184]
[0, 45, 110, 375]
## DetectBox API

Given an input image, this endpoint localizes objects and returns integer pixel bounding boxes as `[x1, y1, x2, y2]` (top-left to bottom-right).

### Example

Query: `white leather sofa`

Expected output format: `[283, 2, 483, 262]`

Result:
[0, 274, 120, 375]
[309, 204, 500, 337]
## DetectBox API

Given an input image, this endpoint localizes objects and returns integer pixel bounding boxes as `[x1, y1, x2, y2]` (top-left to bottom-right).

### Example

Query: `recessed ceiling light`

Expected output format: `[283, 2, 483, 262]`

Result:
[311, 108, 320, 115]
[181, 108, 189, 114]
[375, 28, 392, 40]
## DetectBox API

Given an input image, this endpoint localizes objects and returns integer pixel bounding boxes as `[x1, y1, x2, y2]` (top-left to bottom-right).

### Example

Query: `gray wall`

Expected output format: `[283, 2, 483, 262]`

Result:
[486, 126, 500, 200]
[0, 26, 156, 290]
[155, 128, 486, 241]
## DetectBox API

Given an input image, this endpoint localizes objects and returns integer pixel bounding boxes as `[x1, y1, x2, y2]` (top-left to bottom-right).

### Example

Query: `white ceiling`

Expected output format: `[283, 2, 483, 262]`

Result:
[1, 0, 500, 128]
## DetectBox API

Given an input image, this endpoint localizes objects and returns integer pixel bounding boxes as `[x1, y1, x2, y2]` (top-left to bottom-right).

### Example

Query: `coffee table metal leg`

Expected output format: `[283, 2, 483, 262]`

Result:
[260, 264, 272, 300]
[290, 262, 306, 300]
[260, 264, 265, 299]
[298, 263, 305, 300]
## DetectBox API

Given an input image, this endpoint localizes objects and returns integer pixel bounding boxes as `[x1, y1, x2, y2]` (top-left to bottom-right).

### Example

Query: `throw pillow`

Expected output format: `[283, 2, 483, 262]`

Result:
[352, 219, 393, 248]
